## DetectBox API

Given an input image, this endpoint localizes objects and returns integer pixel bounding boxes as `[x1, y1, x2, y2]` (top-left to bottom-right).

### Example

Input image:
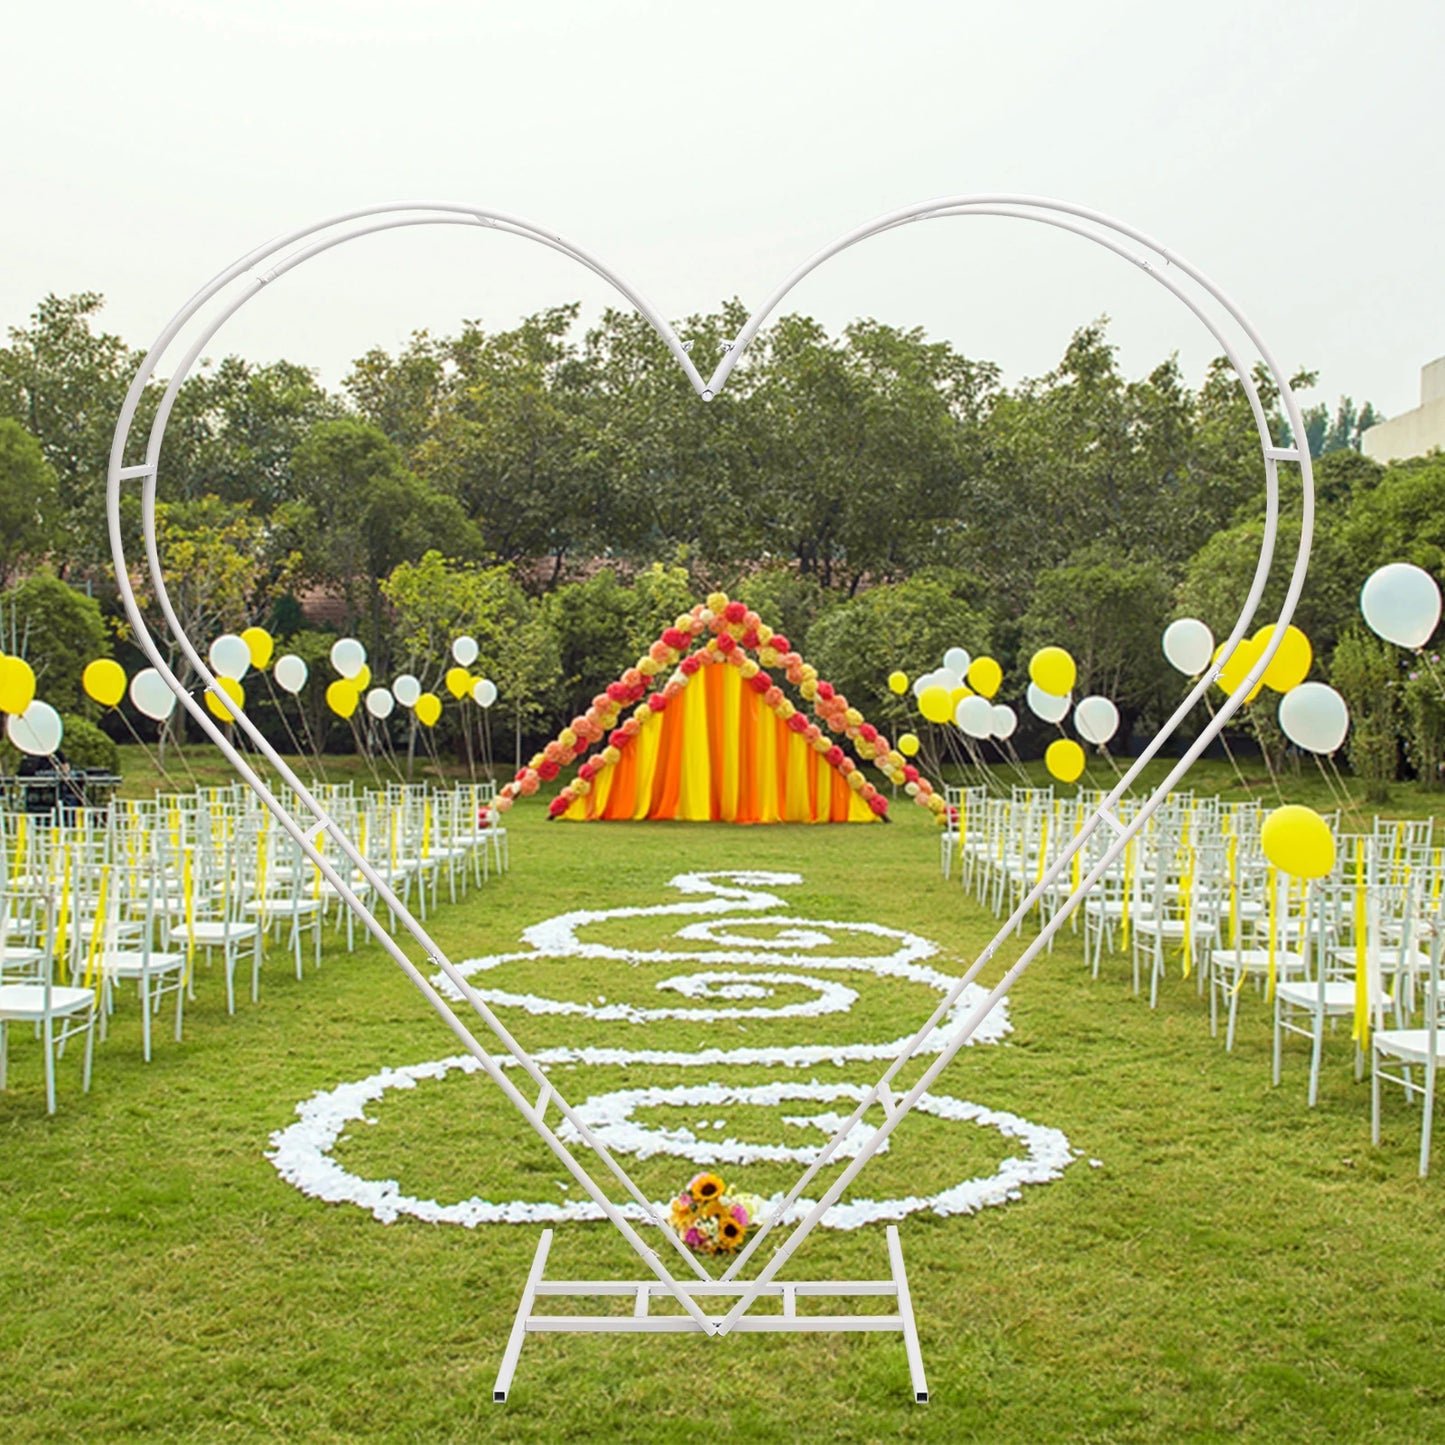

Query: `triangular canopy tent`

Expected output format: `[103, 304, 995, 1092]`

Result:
[491, 593, 949, 824]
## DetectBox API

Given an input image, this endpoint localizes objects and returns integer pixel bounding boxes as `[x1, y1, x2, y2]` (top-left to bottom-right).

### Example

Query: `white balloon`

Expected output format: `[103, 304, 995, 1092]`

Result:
[209, 633, 251, 681]
[451, 635, 479, 667]
[911, 669, 947, 700]
[273, 654, 309, 695]
[1360, 563, 1442, 649]
[392, 674, 422, 708]
[330, 637, 367, 679]
[943, 646, 971, 678]
[8, 700, 63, 757]
[955, 694, 994, 739]
[1162, 617, 1215, 676]
[472, 677, 498, 708]
[1027, 682, 1071, 724]
[938, 667, 966, 692]
[365, 687, 396, 720]
[1074, 695, 1120, 746]
[1278, 682, 1349, 755]
[129, 667, 177, 722]
[991, 703, 1018, 741]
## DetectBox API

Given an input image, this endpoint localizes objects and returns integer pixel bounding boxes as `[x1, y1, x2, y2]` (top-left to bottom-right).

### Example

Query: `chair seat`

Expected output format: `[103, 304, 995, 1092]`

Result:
[173, 921, 259, 944]
[1134, 917, 1217, 939]
[1213, 948, 1305, 976]
[100, 951, 187, 979]
[1277, 980, 1391, 1014]
[1373, 1028, 1445, 1066]
[1, 945, 44, 965]
[244, 897, 323, 916]
[0, 984, 96, 1020]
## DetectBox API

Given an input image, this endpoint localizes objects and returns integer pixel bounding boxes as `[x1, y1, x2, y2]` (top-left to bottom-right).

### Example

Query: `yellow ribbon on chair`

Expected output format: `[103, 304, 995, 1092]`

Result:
[181, 843, 196, 984]
[1179, 841, 1196, 980]
[83, 864, 111, 994]
[1352, 835, 1369, 1046]
[1121, 837, 1133, 951]
[1266, 864, 1278, 1003]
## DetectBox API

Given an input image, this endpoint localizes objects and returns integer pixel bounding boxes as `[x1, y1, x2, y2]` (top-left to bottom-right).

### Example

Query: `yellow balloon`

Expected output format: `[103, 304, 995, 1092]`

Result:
[445, 666, 472, 700]
[205, 676, 245, 722]
[1030, 647, 1076, 697]
[1252, 624, 1312, 693]
[949, 684, 972, 709]
[240, 626, 274, 670]
[887, 671, 909, 696]
[0, 654, 37, 715]
[1045, 738, 1085, 784]
[415, 692, 442, 727]
[898, 732, 920, 757]
[326, 679, 359, 720]
[82, 658, 127, 709]
[967, 655, 1002, 699]
[1213, 638, 1265, 702]
[918, 685, 953, 724]
[1261, 804, 1336, 879]
[353, 663, 372, 692]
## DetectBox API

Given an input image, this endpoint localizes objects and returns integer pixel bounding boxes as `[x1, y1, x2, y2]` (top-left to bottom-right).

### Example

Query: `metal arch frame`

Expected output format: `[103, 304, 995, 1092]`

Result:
[105, 196, 1313, 1400]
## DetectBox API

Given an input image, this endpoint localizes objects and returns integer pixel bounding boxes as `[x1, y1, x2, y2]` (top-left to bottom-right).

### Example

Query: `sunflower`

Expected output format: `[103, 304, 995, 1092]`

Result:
[689, 1172, 725, 1202]
[716, 1217, 745, 1250]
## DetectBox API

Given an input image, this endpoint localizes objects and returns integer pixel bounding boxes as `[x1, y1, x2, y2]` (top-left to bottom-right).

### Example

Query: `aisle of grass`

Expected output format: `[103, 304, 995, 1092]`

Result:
[4, 778, 1445, 1443]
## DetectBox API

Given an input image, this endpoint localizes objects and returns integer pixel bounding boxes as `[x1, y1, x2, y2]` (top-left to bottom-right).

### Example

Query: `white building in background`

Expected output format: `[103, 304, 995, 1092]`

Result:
[1362, 357, 1445, 462]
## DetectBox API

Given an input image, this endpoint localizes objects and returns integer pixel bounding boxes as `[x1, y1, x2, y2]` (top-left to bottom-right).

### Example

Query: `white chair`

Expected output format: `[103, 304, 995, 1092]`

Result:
[96, 857, 187, 1062]
[1274, 881, 1390, 1108]
[0, 899, 97, 1114]
[1371, 918, 1443, 1176]
[166, 826, 261, 1015]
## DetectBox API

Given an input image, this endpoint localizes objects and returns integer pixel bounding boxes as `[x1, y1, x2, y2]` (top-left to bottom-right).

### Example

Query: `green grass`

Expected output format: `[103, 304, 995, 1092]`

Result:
[4, 762, 1445, 1443]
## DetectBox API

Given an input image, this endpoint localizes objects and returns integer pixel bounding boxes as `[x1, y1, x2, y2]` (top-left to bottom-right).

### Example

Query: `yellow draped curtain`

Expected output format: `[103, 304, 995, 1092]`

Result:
[564, 662, 874, 823]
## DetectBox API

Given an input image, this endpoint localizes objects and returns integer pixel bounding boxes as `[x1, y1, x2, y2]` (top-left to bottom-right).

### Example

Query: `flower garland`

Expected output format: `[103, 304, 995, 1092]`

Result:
[492, 593, 949, 824]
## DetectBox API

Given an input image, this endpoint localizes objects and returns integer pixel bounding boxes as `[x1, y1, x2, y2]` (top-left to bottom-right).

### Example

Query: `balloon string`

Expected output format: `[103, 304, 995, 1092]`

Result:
[112, 704, 180, 789]
[262, 671, 310, 770]
[1201, 692, 1254, 796]
[1245, 702, 1287, 805]
[1418, 649, 1445, 704]
[1325, 751, 1366, 828]
[347, 715, 387, 791]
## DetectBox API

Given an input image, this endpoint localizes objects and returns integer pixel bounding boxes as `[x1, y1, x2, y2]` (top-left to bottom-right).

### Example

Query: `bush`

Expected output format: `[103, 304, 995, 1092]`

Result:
[1401, 663, 1445, 789]
[1331, 626, 1399, 803]
[59, 714, 121, 773]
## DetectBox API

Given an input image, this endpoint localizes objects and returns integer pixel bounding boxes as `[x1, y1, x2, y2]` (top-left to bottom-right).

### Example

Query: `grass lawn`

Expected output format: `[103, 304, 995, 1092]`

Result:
[4, 754, 1445, 1442]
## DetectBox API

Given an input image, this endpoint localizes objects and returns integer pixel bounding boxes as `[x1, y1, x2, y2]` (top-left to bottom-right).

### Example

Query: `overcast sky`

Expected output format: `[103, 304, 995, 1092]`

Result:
[4, 1, 1441, 418]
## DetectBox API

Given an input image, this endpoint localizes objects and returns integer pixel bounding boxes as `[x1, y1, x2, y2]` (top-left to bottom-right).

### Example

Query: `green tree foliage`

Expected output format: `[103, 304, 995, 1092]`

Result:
[6, 284, 1432, 777]
[0, 293, 154, 574]
[1331, 626, 1400, 802]
[1, 569, 110, 713]
[1301, 396, 1385, 458]
[58, 714, 120, 772]
[1016, 550, 1174, 730]
[0, 419, 61, 584]
[804, 575, 992, 722]
[276, 419, 480, 648]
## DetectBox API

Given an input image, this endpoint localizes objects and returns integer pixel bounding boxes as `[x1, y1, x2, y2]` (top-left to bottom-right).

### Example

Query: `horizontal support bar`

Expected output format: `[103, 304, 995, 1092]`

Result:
[532, 1280, 898, 1298]
[525, 1315, 905, 1334]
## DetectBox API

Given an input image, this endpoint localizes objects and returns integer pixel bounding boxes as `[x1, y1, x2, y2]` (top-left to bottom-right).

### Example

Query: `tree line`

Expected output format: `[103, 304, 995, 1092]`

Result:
[2, 289, 1439, 789]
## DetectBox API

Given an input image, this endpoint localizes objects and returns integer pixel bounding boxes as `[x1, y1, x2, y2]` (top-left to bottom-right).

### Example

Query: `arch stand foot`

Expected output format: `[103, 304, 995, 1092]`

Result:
[492, 1226, 928, 1404]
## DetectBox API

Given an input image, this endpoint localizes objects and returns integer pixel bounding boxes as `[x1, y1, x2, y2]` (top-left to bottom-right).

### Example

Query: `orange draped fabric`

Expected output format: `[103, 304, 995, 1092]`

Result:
[564, 662, 876, 823]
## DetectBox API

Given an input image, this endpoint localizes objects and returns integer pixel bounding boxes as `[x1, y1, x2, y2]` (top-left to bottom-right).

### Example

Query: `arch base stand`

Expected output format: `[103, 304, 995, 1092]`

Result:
[493, 1226, 929, 1404]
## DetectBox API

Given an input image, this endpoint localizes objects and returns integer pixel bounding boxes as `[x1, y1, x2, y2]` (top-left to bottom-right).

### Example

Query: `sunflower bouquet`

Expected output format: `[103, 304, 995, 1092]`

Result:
[667, 1172, 766, 1255]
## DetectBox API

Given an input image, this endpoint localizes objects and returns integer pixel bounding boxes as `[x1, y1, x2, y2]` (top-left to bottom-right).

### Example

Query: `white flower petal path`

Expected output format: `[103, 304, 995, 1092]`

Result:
[268, 1062, 1074, 1231]
[267, 869, 1081, 1230]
